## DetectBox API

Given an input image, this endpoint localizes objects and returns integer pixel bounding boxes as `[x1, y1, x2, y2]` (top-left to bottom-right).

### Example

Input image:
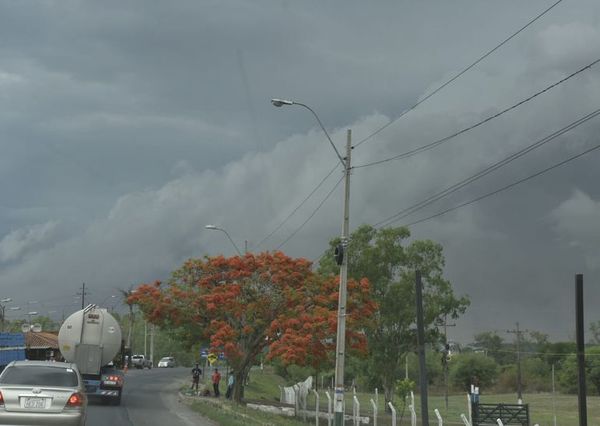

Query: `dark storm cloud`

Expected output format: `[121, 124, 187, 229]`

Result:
[0, 0, 599, 341]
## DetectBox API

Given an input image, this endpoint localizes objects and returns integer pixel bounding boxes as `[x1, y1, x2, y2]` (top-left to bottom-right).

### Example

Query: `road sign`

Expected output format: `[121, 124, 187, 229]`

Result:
[200, 348, 209, 358]
[207, 353, 218, 365]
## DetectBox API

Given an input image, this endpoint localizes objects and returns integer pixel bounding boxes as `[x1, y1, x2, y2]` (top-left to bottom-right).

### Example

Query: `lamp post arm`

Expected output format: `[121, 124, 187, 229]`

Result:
[221, 229, 243, 256]
[293, 102, 346, 168]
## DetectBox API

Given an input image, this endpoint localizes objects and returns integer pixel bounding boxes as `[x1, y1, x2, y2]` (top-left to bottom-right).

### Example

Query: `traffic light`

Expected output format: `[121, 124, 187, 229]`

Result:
[334, 244, 344, 266]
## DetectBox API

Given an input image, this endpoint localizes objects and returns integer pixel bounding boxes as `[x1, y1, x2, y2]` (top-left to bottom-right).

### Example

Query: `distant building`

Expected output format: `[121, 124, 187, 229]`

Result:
[24, 331, 62, 361]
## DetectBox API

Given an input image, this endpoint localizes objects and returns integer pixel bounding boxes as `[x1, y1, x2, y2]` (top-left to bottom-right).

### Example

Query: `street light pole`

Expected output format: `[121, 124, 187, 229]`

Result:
[271, 98, 351, 425]
[332, 130, 351, 426]
[204, 225, 243, 256]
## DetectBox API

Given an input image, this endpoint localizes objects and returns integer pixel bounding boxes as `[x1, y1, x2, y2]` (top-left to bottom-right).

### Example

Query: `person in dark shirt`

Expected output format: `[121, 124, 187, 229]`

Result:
[191, 363, 202, 392]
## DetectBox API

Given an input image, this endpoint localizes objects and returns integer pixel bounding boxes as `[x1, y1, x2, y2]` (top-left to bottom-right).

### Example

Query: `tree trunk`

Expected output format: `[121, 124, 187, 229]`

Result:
[383, 381, 394, 412]
[232, 367, 250, 403]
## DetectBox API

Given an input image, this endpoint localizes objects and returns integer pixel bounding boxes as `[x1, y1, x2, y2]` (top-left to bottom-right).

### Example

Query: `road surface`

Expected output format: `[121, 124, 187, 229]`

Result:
[86, 367, 216, 426]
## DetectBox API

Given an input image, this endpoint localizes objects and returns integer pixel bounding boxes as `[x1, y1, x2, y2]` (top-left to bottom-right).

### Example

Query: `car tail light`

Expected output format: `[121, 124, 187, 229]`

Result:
[66, 392, 84, 408]
[103, 375, 122, 384]
[0, 391, 4, 407]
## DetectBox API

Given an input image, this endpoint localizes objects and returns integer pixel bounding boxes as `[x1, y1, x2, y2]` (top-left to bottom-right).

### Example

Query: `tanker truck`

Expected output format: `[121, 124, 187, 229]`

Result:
[58, 305, 125, 405]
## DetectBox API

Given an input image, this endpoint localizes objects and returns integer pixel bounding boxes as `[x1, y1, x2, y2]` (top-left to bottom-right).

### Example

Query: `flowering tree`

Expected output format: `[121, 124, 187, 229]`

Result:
[129, 251, 376, 402]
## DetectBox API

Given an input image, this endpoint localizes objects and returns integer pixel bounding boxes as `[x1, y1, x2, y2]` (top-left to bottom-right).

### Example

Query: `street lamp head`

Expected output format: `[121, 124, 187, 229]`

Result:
[27, 311, 38, 316]
[205, 225, 218, 230]
[9, 307, 21, 311]
[0, 298, 11, 303]
[271, 98, 294, 107]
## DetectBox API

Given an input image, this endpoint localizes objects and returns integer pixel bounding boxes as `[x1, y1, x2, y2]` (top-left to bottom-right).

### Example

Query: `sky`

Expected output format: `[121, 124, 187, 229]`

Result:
[1, 0, 599, 344]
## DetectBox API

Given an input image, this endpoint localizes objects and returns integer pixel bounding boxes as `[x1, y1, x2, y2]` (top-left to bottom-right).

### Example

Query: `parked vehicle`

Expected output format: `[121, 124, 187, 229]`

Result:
[0, 360, 87, 426]
[157, 356, 175, 368]
[0, 333, 26, 373]
[58, 305, 124, 405]
[130, 354, 152, 369]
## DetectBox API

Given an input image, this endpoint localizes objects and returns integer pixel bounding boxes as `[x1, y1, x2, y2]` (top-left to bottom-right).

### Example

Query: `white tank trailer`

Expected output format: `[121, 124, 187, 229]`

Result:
[58, 305, 125, 404]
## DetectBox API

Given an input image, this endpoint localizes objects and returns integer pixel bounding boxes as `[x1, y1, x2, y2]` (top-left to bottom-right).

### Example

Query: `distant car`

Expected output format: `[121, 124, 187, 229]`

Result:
[0, 360, 87, 426]
[130, 354, 152, 369]
[157, 357, 176, 368]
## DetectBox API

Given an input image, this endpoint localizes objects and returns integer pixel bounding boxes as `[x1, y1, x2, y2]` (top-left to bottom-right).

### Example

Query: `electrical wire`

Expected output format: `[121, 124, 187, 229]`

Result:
[401, 138, 600, 228]
[355, 58, 600, 169]
[354, 0, 565, 149]
[375, 108, 600, 228]
[253, 163, 340, 249]
[276, 174, 345, 251]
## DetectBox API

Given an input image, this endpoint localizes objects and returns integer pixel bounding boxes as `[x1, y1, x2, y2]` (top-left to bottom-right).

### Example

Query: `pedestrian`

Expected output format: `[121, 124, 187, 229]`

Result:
[225, 370, 234, 399]
[191, 363, 202, 393]
[212, 368, 221, 397]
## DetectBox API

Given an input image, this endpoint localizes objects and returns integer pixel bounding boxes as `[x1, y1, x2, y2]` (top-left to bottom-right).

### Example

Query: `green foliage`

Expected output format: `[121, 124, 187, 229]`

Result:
[449, 353, 499, 391]
[473, 332, 513, 365]
[396, 378, 415, 401]
[318, 224, 469, 403]
[560, 346, 600, 395]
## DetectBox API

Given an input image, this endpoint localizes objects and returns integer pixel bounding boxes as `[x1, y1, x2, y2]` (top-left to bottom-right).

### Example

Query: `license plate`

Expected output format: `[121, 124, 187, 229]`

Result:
[104, 380, 117, 385]
[23, 397, 46, 409]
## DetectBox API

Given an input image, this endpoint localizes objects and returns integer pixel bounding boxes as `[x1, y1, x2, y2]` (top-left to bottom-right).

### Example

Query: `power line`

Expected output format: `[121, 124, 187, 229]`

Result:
[375, 108, 600, 228]
[276, 174, 344, 251]
[402, 137, 600, 228]
[354, 0, 565, 149]
[254, 163, 340, 249]
[355, 58, 600, 169]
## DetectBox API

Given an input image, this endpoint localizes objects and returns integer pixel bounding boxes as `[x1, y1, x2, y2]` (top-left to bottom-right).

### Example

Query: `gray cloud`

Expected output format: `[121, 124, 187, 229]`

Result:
[1, 0, 600, 341]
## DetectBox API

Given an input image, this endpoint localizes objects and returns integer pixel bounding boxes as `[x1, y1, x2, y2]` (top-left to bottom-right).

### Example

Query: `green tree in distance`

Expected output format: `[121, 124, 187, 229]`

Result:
[318, 224, 469, 407]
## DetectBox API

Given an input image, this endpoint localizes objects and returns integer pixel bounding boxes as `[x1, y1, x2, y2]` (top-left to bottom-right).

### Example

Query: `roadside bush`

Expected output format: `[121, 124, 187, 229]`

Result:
[449, 353, 499, 391]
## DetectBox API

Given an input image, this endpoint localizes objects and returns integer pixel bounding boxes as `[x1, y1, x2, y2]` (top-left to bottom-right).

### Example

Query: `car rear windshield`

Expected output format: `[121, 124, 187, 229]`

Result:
[0, 366, 79, 387]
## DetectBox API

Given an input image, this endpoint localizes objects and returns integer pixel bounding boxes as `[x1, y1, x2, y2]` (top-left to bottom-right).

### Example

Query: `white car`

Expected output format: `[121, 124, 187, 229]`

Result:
[157, 357, 176, 368]
[0, 361, 87, 426]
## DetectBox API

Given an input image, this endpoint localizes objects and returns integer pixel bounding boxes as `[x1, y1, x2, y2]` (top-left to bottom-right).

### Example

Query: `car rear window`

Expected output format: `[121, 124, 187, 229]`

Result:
[0, 366, 79, 387]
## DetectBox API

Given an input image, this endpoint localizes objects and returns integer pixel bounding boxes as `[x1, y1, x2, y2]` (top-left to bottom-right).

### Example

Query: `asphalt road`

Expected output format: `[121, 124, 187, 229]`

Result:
[86, 367, 216, 426]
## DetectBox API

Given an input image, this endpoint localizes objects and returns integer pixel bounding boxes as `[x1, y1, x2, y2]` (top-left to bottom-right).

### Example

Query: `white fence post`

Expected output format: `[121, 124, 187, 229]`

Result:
[375, 388, 378, 407]
[497, 420, 504, 426]
[303, 387, 307, 422]
[370, 398, 377, 426]
[294, 385, 299, 416]
[313, 390, 319, 426]
[434, 408, 443, 426]
[353, 396, 360, 426]
[460, 413, 471, 426]
[325, 391, 332, 426]
[409, 403, 417, 426]
[467, 393, 472, 425]
[388, 402, 397, 426]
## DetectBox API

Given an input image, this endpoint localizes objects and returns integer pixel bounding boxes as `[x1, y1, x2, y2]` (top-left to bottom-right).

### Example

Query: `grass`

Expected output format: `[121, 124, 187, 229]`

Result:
[188, 399, 309, 426]
[184, 367, 600, 425]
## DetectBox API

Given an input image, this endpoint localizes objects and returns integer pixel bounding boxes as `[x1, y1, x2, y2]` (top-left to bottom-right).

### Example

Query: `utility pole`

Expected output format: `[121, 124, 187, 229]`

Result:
[575, 274, 587, 426]
[415, 270, 430, 426]
[441, 314, 456, 411]
[506, 322, 527, 404]
[77, 283, 89, 309]
[150, 323, 155, 366]
[333, 130, 351, 426]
